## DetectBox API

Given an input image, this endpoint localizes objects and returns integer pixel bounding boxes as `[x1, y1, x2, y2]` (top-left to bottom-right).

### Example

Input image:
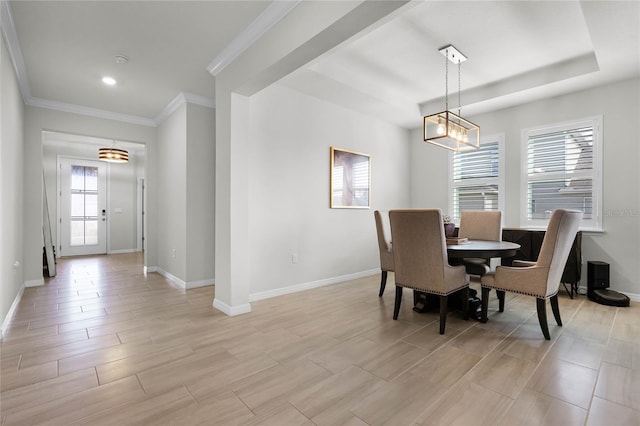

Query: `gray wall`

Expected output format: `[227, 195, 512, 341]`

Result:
[247, 84, 411, 297]
[155, 102, 215, 286]
[186, 103, 215, 284]
[157, 103, 187, 281]
[1, 36, 25, 330]
[411, 77, 640, 297]
[108, 151, 144, 252]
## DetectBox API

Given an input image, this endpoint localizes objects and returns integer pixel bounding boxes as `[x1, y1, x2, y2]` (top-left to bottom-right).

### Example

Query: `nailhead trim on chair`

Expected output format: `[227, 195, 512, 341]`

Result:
[396, 283, 468, 296]
[481, 285, 558, 299]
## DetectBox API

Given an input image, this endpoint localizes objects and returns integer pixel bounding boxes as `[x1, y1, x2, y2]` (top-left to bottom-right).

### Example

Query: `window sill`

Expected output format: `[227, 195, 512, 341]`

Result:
[515, 225, 604, 234]
[580, 227, 605, 234]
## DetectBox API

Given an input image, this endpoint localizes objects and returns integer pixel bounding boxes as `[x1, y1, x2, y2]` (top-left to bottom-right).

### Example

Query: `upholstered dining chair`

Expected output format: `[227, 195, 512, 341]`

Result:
[480, 209, 583, 340]
[389, 209, 470, 334]
[374, 210, 394, 297]
[457, 210, 503, 276]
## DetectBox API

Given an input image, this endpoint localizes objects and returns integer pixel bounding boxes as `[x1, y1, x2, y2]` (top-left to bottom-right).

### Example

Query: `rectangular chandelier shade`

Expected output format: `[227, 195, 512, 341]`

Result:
[424, 110, 480, 152]
[98, 147, 129, 163]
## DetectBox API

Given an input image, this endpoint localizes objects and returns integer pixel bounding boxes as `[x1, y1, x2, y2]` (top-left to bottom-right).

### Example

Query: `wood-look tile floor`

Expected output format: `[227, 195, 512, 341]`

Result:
[1, 253, 639, 425]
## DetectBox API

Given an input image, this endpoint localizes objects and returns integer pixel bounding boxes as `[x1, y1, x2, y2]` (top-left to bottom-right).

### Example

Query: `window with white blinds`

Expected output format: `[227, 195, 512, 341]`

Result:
[522, 116, 602, 230]
[449, 135, 504, 222]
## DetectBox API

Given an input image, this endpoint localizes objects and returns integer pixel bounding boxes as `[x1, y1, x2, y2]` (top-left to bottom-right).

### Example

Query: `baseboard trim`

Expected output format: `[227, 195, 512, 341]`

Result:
[619, 291, 640, 302]
[1, 284, 25, 339]
[154, 269, 214, 290]
[249, 269, 379, 302]
[156, 268, 186, 288]
[144, 266, 158, 274]
[108, 249, 139, 254]
[186, 279, 215, 289]
[212, 298, 252, 316]
[25, 278, 44, 287]
[212, 269, 377, 316]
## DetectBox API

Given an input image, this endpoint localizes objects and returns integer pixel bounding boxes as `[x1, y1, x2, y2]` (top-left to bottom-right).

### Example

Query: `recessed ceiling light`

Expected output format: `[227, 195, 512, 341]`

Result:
[102, 76, 116, 86]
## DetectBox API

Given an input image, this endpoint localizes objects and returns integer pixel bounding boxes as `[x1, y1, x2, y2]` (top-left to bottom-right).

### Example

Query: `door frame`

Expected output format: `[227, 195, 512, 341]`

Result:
[137, 177, 144, 252]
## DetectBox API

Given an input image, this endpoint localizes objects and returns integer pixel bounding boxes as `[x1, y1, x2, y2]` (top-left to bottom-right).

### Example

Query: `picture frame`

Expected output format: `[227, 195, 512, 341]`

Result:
[330, 146, 370, 208]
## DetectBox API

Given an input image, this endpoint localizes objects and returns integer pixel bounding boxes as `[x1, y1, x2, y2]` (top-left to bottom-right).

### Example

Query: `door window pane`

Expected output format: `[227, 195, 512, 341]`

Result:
[71, 166, 85, 190]
[70, 221, 85, 246]
[85, 168, 98, 191]
[85, 194, 98, 217]
[85, 221, 98, 245]
[71, 194, 85, 217]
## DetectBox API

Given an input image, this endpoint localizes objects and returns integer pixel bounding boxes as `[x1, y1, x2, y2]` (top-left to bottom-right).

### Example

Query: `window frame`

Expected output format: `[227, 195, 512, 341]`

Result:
[520, 116, 603, 231]
[448, 133, 505, 224]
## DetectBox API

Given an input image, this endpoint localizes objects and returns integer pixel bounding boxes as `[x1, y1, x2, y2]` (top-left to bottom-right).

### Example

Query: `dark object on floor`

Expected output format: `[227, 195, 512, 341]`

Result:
[587, 261, 630, 307]
[590, 289, 630, 307]
[413, 289, 482, 321]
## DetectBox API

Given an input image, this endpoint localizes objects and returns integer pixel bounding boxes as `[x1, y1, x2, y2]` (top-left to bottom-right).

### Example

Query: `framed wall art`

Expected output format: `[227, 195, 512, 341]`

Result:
[330, 146, 370, 209]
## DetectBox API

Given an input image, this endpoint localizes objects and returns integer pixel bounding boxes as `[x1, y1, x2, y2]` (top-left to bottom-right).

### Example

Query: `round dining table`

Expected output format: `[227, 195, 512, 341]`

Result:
[446, 240, 520, 260]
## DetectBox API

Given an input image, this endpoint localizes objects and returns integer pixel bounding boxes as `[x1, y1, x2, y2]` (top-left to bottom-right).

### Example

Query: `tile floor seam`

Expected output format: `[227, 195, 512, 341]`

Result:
[232, 389, 258, 417]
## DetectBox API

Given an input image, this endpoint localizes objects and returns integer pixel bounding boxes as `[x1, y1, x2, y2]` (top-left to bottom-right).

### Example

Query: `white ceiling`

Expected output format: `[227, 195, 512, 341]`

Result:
[4, 1, 639, 130]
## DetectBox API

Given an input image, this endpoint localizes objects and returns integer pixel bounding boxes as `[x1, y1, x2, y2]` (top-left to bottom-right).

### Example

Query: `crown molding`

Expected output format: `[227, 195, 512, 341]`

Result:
[207, 0, 302, 76]
[1, 0, 31, 102]
[154, 92, 215, 126]
[3, 0, 212, 129]
[27, 97, 157, 127]
[154, 92, 187, 125]
[2, 2, 155, 127]
[183, 92, 216, 109]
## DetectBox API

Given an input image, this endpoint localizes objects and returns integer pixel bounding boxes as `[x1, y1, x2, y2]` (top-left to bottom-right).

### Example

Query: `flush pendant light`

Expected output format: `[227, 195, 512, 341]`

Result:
[99, 143, 129, 163]
[424, 45, 480, 152]
[102, 76, 117, 86]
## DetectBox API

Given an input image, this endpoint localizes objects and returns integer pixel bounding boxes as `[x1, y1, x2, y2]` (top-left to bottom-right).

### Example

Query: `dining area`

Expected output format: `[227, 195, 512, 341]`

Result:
[375, 208, 583, 340]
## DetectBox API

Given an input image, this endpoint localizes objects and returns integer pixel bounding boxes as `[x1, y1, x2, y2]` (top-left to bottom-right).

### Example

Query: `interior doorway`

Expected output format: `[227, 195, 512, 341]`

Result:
[43, 131, 146, 259]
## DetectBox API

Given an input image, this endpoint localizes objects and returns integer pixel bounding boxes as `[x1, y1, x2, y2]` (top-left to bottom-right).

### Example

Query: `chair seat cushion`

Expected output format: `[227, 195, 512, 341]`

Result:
[481, 268, 551, 298]
[512, 259, 536, 267]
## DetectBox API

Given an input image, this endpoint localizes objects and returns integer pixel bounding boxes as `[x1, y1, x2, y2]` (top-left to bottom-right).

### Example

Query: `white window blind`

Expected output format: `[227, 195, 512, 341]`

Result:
[522, 117, 602, 230]
[450, 136, 503, 221]
[352, 160, 369, 203]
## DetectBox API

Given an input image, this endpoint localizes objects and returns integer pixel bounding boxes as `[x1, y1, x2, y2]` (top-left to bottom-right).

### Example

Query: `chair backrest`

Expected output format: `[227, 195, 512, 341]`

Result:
[374, 210, 394, 271]
[389, 209, 448, 293]
[536, 209, 583, 296]
[458, 210, 502, 241]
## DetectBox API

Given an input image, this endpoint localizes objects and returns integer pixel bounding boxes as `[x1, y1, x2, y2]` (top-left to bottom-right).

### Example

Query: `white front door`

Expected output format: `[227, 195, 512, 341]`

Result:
[59, 158, 108, 256]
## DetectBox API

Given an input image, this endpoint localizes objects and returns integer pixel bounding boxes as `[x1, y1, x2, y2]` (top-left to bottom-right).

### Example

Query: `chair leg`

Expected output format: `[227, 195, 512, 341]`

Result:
[550, 294, 562, 326]
[378, 271, 388, 297]
[462, 287, 469, 321]
[439, 295, 448, 334]
[480, 287, 490, 323]
[393, 286, 403, 320]
[497, 290, 505, 312]
[536, 298, 551, 340]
